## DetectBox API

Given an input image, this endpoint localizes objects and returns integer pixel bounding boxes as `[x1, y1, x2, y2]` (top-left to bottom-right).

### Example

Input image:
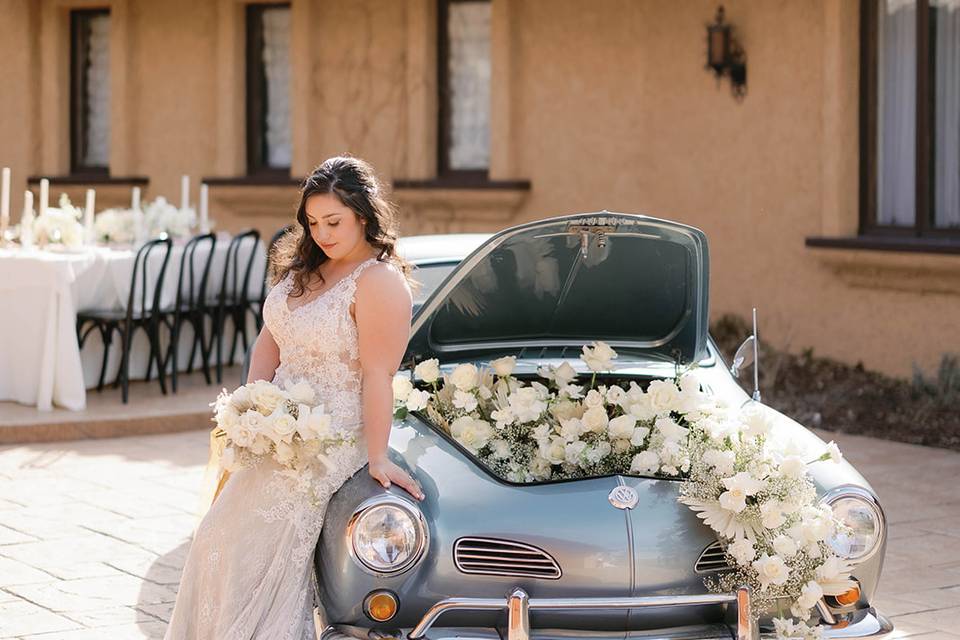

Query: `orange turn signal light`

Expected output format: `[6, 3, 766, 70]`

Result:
[834, 585, 861, 606]
[364, 590, 398, 622]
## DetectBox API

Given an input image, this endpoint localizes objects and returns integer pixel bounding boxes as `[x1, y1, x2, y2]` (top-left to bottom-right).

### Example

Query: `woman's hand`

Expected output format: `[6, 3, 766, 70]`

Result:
[368, 456, 425, 501]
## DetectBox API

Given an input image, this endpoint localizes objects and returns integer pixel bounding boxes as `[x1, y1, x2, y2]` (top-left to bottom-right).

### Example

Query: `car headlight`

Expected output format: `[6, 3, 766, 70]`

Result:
[822, 487, 884, 563]
[347, 495, 428, 575]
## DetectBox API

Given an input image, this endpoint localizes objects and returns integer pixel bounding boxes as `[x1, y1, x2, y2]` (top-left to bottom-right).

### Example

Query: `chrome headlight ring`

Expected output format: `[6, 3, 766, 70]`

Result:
[346, 494, 429, 577]
[820, 485, 886, 564]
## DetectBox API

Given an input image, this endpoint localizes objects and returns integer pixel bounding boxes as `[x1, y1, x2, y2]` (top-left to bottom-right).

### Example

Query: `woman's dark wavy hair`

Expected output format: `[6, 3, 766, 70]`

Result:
[271, 155, 414, 298]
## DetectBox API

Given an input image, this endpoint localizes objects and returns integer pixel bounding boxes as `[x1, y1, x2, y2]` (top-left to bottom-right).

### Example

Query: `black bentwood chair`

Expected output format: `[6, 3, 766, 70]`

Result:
[77, 237, 173, 403]
[212, 229, 263, 383]
[160, 232, 217, 392]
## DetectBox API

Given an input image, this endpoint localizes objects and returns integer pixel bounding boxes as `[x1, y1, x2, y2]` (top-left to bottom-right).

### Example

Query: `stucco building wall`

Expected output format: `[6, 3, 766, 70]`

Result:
[0, 0, 956, 377]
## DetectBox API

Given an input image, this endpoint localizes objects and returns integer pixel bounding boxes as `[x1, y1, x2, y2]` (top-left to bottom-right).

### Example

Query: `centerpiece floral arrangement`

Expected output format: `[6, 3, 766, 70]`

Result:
[392, 342, 853, 640]
[31, 194, 84, 248]
[211, 379, 357, 502]
[94, 196, 197, 245]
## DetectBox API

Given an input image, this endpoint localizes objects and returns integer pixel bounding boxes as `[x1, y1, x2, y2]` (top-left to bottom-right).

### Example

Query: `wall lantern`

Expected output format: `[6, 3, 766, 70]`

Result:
[706, 6, 747, 99]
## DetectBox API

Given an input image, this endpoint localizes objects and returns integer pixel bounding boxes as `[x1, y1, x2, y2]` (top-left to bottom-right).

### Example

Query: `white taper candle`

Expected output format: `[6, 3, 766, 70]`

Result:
[84, 189, 95, 244]
[39, 178, 49, 217]
[131, 186, 141, 211]
[21, 190, 34, 247]
[200, 183, 209, 233]
[181, 175, 190, 211]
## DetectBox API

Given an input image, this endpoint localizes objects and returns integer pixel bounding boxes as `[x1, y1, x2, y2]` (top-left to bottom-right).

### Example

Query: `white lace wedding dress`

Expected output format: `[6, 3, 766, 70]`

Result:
[165, 256, 387, 640]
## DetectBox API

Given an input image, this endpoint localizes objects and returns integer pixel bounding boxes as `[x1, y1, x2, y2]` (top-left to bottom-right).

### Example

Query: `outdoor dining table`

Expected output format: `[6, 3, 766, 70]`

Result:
[0, 233, 266, 411]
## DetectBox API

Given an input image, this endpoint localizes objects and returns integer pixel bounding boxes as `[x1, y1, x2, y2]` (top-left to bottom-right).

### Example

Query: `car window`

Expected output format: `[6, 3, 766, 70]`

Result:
[411, 262, 458, 306]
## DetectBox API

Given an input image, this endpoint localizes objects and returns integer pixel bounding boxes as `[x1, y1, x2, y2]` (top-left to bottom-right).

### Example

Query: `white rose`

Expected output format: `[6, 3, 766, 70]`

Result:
[540, 436, 568, 464]
[490, 439, 511, 459]
[773, 534, 798, 558]
[251, 381, 284, 414]
[559, 418, 584, 442]
[583, 389, 604, 408]
[797, 580, 824, 611]
[230, 385, 253, 411]
[248, 433, 272, 455]
[727, 537, 756, 565]
[450, 416, 494, 453]
[550, 398, 581, 421]
[752, 554, 790, 588]
[450, 363, 480, 391]
[529, 456, 552, 479]
[564, 440, 588, 465]
[581, 341, 617, 372]
[581, 406, 609, 433]
[608, 414, 637, 440]
[414, 359, 441, 383]
[584, 441, 611, 464]
[630, 450, 660, 474]
[508, 387, 547, 423]
[612, 439, 631, 453]
[453, 389, 479, 412]
[554, 362, 578, 386]
[284, 380, 316, 405]
[779, 455, 806, 479]
[630, 425, 651, 446]
[655, 416, 689, 442]
[392, 376, 414, 402]
[267, 409, 298, 444]
[628, 394, 656, 421]
[490, 356, 516, 377]
[405, 389, 431, 412]
[274, 441, 296, 466]
[560, 383, 584, 399]
[826, 441, 843, 464]
[703, 449, 737, 476]
[605, 385, 626, 407]
[761, 501, 786, 529]
[740, 405, 773, 440]
[647, 379, 680, 415]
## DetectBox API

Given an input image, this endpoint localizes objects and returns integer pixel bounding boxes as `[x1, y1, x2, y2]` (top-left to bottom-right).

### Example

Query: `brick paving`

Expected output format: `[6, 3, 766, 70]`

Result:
[0, 428, 958, 639]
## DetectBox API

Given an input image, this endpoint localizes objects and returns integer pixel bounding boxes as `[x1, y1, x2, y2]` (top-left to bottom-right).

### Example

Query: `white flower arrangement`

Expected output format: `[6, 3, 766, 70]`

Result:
[393, 341, 853, 638]
[144, 196, 196, 238]
[212, 379, 357, 501]
[94, 208, 137, 244]
[32, 194, 84, 248]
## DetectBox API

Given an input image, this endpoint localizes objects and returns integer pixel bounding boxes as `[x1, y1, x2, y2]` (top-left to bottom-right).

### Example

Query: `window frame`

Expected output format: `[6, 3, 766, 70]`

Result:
[437, 0, 491, 187]
[860, 0, 959, 238]
[70, 8, 110, 176]
[245, 2, 291, 178]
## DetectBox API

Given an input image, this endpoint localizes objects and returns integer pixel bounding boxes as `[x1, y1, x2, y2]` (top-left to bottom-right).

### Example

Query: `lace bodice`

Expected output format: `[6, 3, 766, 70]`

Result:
[263, 256, 385, 432]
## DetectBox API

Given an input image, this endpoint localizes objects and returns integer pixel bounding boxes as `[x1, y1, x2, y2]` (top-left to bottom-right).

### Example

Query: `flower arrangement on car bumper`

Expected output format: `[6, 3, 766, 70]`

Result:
[212, 379, 357, 501]
[393, 342, 853, 639]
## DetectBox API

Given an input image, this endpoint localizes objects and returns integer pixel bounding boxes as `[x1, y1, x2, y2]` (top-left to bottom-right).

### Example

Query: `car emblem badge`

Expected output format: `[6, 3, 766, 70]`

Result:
[608, 485, 639, 510]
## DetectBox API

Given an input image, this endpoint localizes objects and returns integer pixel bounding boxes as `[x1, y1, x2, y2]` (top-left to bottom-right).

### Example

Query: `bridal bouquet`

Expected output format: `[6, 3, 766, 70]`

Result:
[393, 342, 853, 639]
[212, 379, 357, 499]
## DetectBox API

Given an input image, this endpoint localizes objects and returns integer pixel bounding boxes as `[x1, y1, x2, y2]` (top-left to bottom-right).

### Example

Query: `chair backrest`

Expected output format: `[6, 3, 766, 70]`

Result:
[126, 237, 173, 320]
[219, 229, 262, 304]
[174, 232, 217, 312]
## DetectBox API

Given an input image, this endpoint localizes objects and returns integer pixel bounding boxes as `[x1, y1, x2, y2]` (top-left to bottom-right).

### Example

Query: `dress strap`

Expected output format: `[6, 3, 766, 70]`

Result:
[349, 256, 382, 283]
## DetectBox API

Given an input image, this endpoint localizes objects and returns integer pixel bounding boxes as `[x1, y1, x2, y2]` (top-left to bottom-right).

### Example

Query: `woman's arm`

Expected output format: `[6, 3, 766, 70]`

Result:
[355, 264, 424, 501]
[246, 325, 281, 384]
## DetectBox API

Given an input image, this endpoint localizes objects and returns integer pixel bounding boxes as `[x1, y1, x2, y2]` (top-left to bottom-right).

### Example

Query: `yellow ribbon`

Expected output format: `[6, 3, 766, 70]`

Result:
[194, 427, 232, 523]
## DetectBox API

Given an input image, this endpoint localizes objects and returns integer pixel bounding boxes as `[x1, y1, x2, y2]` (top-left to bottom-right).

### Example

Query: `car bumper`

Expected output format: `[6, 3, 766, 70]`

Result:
[319, 589, 892, 640]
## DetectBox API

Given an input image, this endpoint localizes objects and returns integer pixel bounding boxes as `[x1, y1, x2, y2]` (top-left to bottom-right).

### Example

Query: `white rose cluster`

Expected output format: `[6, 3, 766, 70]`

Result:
[212, 378, 355, 501]
[394, 342, 852, 636]
[32, 194, 84, 248]
[144, 196, 196, 238]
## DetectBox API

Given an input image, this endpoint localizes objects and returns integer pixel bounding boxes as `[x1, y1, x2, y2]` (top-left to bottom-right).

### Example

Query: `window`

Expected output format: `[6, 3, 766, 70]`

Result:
[862, 0, 960, 236]
[70, 9, 110, 174]
[438, 0, 491, 183]
[246, 3, 291, 175]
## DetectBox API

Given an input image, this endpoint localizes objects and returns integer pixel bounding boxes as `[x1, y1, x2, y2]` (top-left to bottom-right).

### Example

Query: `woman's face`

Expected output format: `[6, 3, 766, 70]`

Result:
[304, 192, 367, 261]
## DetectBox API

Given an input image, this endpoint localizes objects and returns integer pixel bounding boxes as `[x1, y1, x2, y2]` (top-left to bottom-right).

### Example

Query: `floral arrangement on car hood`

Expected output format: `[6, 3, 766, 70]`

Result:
[212, 379, 357, 503]
[31, 194, 84, 247]
[392, 342, 853, 639]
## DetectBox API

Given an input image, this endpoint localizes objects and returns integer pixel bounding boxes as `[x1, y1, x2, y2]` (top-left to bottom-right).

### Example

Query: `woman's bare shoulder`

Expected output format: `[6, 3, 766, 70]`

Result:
[356, 260, 412, 299]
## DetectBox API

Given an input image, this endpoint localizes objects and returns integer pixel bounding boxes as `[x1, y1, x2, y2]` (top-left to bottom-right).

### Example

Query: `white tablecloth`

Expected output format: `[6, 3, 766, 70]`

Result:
[0, 233, 266, 411]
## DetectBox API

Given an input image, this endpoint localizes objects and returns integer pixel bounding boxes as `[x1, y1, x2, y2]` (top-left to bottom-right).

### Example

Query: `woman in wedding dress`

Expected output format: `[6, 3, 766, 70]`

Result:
[164, 156, 426, 640]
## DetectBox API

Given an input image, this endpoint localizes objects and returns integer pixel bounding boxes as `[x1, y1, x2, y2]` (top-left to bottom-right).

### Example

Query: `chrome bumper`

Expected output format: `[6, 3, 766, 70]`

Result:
[319, 589, 892, 640]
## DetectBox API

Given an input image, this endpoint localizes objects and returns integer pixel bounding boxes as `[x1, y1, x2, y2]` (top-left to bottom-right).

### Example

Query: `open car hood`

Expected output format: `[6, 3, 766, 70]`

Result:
[405, 211, 710, 365]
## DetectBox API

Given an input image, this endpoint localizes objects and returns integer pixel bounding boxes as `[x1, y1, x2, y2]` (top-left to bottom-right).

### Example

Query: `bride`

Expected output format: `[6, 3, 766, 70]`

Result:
[164, 156, 425, 640]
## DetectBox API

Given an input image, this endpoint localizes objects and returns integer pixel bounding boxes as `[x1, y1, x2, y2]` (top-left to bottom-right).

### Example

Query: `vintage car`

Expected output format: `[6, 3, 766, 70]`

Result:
[313, 212, 891, 640]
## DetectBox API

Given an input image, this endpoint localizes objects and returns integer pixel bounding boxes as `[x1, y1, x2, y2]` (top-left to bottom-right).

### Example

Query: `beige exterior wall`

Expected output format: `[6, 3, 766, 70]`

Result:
[0, 0, 957, 377]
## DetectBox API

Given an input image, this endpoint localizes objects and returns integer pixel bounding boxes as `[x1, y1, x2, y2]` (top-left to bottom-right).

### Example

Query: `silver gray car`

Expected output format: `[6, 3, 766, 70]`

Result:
[314, 212, 891, 640]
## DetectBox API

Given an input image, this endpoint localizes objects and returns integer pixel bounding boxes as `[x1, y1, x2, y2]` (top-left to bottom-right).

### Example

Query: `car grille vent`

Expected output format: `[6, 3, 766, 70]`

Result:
[695, 540, 733, 574]
[454, 537, 562, 580]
